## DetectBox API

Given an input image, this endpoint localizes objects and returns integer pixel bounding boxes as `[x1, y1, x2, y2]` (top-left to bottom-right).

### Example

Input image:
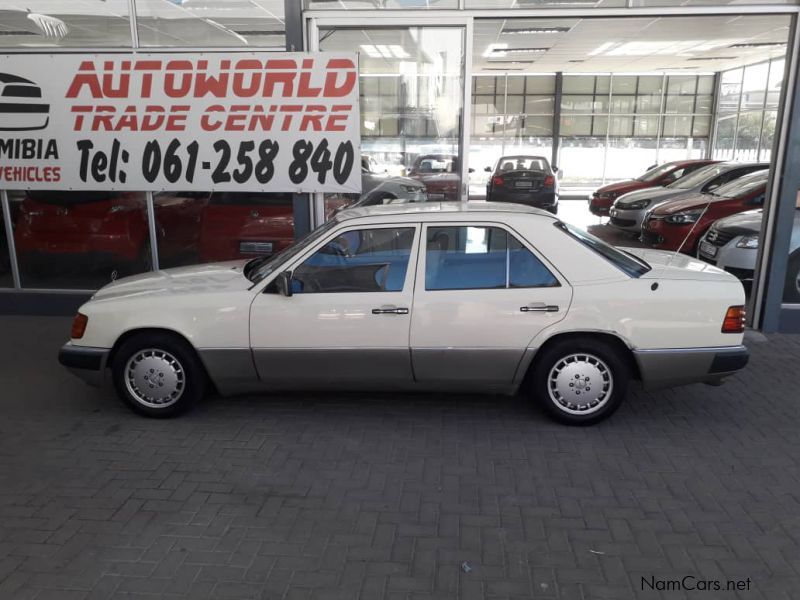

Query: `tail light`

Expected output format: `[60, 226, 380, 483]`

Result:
[721, 305, 746, 333]
[544, 175, 555, 187]
[492, 176, 504, 186]
[71, 313, 88, 339]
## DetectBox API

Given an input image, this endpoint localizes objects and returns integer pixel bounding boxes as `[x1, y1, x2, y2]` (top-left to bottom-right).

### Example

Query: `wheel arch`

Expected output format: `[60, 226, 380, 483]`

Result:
[518, 331, 641, 389]
[107, 327, 209, 382]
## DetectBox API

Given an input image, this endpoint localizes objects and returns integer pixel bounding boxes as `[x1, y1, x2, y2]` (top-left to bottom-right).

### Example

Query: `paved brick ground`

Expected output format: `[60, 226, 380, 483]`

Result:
[1, 316, 799, 599]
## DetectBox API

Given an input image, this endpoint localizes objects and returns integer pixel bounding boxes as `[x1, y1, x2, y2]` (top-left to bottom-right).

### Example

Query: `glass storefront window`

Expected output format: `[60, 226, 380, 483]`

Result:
[759, 111, 778, 161]
[10, 190, 150, 290]
[136, 0, 286, 48]
[734, 111, 764, 160]
[558, 138, 607, 187]
[307, 0, 457, 8]
[0, 3, 132, 47]
[0, 205, 10, 288]
[605, 138, 658, 182]
[321, 26, 464, 202]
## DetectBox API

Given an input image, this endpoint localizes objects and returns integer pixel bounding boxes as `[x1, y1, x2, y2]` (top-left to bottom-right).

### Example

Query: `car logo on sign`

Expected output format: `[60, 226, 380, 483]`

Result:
[0, 73, 50, 131]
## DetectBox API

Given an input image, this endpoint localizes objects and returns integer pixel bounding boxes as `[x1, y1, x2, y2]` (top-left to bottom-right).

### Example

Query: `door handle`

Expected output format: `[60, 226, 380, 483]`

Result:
[520, 303, 559, 313]
[372, 306, 409, 315]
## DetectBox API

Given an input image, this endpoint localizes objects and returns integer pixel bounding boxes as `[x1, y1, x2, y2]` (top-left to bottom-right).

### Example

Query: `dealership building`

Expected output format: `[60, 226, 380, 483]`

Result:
[0, 0, 798, 331]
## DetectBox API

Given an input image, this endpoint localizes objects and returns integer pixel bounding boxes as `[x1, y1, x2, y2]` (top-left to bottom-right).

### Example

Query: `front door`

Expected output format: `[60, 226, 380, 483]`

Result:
[410, 223, 572, 385]
[250, 223, 420, 387]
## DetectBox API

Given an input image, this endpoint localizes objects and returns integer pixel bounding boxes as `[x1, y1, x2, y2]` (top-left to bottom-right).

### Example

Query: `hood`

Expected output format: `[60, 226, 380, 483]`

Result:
[596, 180, 648, 195]
[714, 209, 763, 234]
[650, 192, 723, 215]
[615, 187, 685, 207]
[90, 260, 252, 302]
[622, 247, 738, 283]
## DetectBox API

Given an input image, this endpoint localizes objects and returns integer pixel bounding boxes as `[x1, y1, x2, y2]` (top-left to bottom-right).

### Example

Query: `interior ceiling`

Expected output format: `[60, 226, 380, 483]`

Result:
[474, 16, 791, 73]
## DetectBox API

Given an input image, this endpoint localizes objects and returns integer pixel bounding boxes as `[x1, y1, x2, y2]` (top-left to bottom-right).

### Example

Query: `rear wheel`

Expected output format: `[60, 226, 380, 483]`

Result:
[530, 337, 629, 425]
[111, 332, 206, 417]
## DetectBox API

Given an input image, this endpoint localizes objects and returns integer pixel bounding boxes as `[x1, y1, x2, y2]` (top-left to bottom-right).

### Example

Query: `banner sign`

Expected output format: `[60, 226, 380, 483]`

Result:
[0, 52, 361, 193]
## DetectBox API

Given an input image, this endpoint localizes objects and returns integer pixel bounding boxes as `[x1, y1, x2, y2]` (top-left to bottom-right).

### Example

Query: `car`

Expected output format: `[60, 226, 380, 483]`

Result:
[59, 202, 749, 426]
[0, 72, 49, 131]
[15, 191, 205, 276]
[484, 155, 559, 214]
[698, 204, 800, 302]
[343, 178, 428, 210]
[640, 169, 768, 254]
[589, 159, 719, 217]
[609, 162, 768, 234]
[408, 154, 460, 202]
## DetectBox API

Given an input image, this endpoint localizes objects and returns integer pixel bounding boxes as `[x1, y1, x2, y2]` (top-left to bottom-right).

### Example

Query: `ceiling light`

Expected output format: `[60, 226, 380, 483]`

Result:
[233, 30, 285, 36]
[360, 44, 409, 59]
[484, 43, 508, 57]
[487, 60, 537, 64]
[483, 68, 524, 71]
[687, 56, 737, 61]
[501, 26, 572, 35]
[729, 42, 786, 48]
[494, 47, 548, 54]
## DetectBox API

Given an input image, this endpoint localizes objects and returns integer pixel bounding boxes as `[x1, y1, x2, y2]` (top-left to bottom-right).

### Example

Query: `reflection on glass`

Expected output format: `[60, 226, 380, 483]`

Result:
[0, 2, 132, 47]
[196, 193, 294, 264]
[604, 138, 658, 182]
[11, 190, 150, 290]
[136, 0, 285, 48]
[152, 192, 210, 270]
[0, 205, 10, 287]
[321, 26, 464, 203]
[783, 192, 800, 304]
[734, 111, 764, 160]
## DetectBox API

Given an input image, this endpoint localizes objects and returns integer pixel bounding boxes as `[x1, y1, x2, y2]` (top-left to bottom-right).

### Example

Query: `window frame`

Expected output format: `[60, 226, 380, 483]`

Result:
[420, 221, 563, 292]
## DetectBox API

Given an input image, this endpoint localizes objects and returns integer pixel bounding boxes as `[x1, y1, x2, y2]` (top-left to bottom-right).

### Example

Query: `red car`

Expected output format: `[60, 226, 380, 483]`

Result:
[408, 154, 460, 202]
[15, 191, 205, 274]
[197, 193, 295, 263]
[640, 169, 768, 254]
[589, 159, 718, 217]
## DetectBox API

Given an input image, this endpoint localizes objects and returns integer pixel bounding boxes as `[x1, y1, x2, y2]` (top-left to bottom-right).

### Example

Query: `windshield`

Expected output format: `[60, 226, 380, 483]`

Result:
[667, 164, 727, 190]
[712, 171, 768, 198]
[246, 220, 337, 285]
[555, 222, 651, 278]
[637, 162, 681, 183]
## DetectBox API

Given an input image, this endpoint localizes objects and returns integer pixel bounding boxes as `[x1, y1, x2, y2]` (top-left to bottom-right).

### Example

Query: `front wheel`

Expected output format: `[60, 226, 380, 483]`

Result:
[530, 337, 629, 425]
[111, 332, 206, 417]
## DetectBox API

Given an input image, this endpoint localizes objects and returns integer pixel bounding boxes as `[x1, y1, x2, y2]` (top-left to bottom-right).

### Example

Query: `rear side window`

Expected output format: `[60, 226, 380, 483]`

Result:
[556, 222, 650, 278]
[425, 226, 559, 290]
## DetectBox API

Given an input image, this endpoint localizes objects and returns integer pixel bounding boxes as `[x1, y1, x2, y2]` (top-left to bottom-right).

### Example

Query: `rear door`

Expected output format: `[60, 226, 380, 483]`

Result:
[410, 222, 572, 385]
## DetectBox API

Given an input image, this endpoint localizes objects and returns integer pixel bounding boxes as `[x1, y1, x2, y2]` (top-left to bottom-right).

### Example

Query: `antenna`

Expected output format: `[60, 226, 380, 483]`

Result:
[667, 194, 716, 266]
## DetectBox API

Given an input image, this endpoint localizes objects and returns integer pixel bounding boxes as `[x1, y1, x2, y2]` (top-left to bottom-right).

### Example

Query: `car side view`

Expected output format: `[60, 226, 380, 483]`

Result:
[484, 155, 560, 214]
[0, 72, 49, 131]
[59, 203, 748, 426]
[641, 169, 768, 253]
[590, 159, 718, 217]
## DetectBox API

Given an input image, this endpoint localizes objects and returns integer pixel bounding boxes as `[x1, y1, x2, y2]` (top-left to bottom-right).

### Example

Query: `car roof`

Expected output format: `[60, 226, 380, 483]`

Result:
[335, 201, 557, 222]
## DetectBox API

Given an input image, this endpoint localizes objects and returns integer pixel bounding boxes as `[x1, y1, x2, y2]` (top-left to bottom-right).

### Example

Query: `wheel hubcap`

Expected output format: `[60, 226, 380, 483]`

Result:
[548, 353, 613, 415]
[124, 349, 185, 408]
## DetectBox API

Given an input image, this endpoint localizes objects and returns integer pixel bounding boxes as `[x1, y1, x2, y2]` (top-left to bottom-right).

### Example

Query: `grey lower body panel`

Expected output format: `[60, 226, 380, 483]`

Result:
[58, 343, 109, 387]
[634, 345, 749, 390]
[412, 347, 526, 385]
[197, 348, 260, 395]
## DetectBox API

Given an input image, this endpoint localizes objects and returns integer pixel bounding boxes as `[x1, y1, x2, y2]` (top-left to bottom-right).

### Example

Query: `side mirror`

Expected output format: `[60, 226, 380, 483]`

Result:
[468, 168, 475, 173]
[484, 166, 492, 172]
[275, 270, 293, 297]
[706, 183, 720, 191]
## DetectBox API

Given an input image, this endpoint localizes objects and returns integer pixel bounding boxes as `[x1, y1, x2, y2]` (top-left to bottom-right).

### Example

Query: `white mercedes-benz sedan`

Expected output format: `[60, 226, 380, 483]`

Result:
[59, 202, 749, 425]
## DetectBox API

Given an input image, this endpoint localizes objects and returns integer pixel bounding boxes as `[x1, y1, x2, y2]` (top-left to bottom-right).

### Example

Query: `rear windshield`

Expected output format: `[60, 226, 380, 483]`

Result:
[495, 156, 550, 173]
[555, 222, 651, 278]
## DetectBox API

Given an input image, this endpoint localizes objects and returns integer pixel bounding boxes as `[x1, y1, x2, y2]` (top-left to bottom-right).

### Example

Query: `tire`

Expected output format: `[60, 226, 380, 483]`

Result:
[784, 251, 800, 303]
[111, 332, 206, 417]
[530, 337, 630, 425]
[548, 205, 559, 215]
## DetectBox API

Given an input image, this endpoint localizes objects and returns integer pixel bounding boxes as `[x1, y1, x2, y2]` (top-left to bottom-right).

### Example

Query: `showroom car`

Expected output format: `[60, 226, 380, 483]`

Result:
[484, 155, 560, 214]
[589, 159, 718, 217]
[407, 154, 460, 202]
[698, 206, 800, 302]
[59, 202, 748, 425]
[641, 169, 768, 253]
[609, 162, 768, 234]
[15, 190, 205, 276]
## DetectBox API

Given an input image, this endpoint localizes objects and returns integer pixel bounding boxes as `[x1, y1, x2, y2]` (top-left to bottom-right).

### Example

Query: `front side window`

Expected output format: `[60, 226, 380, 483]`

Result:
[425, 226, 558, 291]
[292, 227, 415, 293]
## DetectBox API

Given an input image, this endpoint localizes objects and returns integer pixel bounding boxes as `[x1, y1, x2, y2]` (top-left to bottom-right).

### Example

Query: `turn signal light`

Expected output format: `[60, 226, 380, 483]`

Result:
[492, 176, 504, 186]
[544, 175, 555, 187]
[721, 305, 746, 333]
[71, 313, 88, 339]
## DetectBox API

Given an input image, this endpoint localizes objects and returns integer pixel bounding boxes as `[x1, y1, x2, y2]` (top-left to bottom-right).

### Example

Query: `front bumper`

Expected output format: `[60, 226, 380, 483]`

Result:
[634, 345, 749, 390]
[58, 343, 109, 387]
[589, 196, 612, 216]
[609, 207, 647, 232]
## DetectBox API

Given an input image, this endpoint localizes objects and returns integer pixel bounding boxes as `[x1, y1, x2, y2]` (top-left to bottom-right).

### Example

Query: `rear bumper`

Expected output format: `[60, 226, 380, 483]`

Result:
[58, 343, 109, 387]
[489, 190, 557, 208]
[634, 345, 749, 390]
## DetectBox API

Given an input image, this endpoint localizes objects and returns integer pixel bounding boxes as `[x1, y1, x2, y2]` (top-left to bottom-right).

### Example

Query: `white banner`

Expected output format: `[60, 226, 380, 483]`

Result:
[0, 52, 361, 193]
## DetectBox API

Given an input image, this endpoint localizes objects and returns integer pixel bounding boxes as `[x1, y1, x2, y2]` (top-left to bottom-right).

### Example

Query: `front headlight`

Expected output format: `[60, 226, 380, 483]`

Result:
[664, 210, 703, 225]
[736, 235, 759, 249]
[622, 199, 650, 210]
